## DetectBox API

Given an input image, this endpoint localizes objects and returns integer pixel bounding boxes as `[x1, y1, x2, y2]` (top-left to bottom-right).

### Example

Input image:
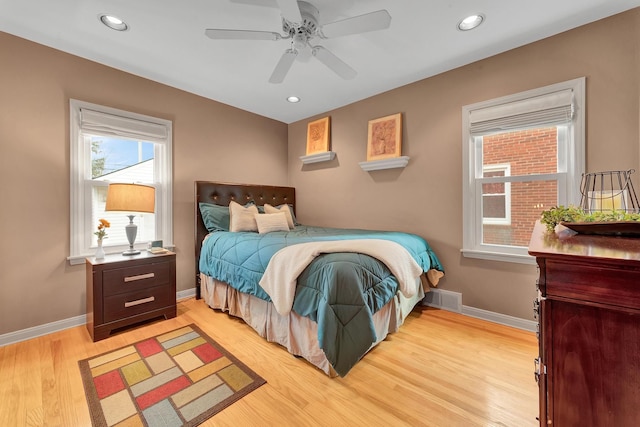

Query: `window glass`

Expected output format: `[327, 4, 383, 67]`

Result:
[90, 137, 156, 247]
[91, 138, 154, 179]
[483, 179, 558, 247]
[482, 127, 559, 174]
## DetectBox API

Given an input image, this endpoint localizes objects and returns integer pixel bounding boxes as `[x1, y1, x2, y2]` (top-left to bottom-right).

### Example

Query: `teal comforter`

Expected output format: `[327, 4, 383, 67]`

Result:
[199, 225, 443, 376]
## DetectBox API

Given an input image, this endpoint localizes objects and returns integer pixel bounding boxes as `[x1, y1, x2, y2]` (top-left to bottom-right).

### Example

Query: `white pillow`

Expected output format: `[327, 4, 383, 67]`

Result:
[255, 212, 290, 234]
[264, 204, 294, 229]
[229, 201, 259, 232]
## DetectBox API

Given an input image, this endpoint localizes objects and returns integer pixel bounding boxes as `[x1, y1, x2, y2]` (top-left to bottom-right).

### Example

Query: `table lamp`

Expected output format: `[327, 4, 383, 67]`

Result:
[105, 183, 155, 255]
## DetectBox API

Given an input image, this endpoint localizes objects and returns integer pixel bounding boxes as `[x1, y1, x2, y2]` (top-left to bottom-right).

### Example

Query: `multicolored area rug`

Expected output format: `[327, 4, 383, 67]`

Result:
[79, 324, 266, 427]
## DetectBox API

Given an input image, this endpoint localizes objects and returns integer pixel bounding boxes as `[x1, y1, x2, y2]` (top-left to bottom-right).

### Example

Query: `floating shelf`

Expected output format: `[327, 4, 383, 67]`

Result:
[300, 151, 336, 164]
[359, 156, 410, 171]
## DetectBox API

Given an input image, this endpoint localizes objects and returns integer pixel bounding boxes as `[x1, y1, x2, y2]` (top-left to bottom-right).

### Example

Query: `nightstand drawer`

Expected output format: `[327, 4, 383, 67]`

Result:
[103, 284, 174, 323]
[103, 262, 171, 296]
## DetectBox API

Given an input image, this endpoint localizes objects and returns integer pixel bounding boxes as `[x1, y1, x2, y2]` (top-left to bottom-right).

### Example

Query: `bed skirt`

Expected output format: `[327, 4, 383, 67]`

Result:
[200, 273, 427, 377]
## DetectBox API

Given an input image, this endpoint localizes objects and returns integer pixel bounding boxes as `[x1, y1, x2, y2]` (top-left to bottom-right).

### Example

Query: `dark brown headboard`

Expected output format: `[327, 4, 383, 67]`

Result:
[194, 181, 296, 299]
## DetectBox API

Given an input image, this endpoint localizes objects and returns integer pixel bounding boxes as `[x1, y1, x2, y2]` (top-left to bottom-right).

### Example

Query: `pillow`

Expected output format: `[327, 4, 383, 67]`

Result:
[199, 202, 230, 232]
[283, 203, 299, 225]
[264, 203, 295, 229]
[255, 212, 289, 234]
[229, 200, 259, 232]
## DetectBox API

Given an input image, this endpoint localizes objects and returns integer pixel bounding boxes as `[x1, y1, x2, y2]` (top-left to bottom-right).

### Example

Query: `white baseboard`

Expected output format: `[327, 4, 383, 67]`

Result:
[0, 314, 87, 347]
[1, 288, 536, 347]
[462, 306, 537, 332]
[423, 288, 536, 332]
[177, 288, 196, 301]
[0, 289, 197, 347]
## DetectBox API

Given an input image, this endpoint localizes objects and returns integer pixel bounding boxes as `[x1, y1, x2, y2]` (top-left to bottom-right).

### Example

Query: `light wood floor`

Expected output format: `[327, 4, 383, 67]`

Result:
[0, 298, 539, 427]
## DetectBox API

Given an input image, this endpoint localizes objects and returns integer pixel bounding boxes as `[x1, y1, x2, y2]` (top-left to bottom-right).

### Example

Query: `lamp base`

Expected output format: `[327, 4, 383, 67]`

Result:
[123, 215, 140, 256]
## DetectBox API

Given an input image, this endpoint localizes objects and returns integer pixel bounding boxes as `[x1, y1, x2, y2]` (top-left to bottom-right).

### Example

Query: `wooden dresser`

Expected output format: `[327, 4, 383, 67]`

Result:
[86, 251, 176, 341]
[528, 220, 640, 426]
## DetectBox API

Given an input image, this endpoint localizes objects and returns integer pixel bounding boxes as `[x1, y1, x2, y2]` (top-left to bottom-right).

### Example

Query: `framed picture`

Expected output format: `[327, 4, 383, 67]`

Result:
[367, 113, 402, 161]
[306, 116, 331, 155]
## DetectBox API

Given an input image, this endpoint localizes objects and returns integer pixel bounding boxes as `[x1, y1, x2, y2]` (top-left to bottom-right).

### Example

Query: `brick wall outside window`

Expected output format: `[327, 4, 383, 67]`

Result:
[482, 127, 559, 246]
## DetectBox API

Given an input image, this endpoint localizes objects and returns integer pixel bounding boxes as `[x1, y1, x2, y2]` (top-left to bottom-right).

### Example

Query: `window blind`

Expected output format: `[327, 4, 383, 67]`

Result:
[79, 108, 168, 142]
[469, 89, 574, 135]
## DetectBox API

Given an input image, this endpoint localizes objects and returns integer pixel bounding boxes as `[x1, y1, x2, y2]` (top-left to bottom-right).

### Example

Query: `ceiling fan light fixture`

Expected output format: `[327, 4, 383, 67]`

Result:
[293, 33, 308, 50]
[287, 96, 301, 103]
[457, 14, 484, 31]
[99, 14, 129, 31]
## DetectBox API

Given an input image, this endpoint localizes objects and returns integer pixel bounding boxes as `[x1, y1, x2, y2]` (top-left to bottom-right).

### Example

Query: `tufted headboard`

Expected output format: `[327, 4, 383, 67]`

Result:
[194, 181, 296, 298]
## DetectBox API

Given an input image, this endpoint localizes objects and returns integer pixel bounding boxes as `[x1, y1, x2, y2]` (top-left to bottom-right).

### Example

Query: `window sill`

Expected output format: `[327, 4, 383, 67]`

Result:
[68, 255, 90, 265]
[461, 249, 536, 265]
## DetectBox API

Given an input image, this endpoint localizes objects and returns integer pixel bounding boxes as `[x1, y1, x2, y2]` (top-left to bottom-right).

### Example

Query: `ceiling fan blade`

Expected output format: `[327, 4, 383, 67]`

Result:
[276, 0, 302, 22]
[269, 49, 298, 83]
[205, 29, 281, 41]
[321, 10, 391, 38]
[312, 46, 357, 80]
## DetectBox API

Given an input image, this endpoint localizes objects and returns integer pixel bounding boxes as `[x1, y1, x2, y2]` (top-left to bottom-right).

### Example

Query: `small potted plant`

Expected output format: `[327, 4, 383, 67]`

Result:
[540, 205, 640, 235]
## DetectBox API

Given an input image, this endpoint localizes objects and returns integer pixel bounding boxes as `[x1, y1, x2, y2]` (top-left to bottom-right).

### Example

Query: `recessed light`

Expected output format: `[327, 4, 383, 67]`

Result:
[287, 96, 300, 103]
[99, 14, 129, 31]
[457, 14, 484, 31]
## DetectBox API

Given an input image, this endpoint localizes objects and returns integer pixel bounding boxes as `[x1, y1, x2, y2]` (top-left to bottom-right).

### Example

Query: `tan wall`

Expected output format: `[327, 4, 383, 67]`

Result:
[288, 9, 640, 320]
[0, 32, 288, 335]
[1, 9, 638, 337]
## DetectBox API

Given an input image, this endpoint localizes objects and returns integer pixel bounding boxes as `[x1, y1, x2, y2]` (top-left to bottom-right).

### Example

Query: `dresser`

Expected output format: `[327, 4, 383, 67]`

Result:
[86, 251, 177, 341]
[528, 220, 640, 426]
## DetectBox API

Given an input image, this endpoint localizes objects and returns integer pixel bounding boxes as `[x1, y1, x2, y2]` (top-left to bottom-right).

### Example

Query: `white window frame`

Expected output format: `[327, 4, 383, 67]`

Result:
[482, 164, 511, 225]
[462, 78, 585, 264]
[68, 100, 173, 265]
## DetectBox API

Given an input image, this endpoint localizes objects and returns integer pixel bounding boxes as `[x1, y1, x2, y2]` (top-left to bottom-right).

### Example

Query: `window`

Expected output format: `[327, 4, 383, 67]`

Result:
[482, 164, 511, 225]
[69, 100, 173, 264]
[462, 78, 585, 264]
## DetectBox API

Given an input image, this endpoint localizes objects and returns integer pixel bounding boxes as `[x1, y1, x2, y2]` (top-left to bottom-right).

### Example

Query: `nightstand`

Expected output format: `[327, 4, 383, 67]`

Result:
[86, 251, 177, 341]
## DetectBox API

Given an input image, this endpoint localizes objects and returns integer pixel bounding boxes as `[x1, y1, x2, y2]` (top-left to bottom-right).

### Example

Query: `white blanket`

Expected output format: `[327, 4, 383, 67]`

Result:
[258, 239, 423, 316]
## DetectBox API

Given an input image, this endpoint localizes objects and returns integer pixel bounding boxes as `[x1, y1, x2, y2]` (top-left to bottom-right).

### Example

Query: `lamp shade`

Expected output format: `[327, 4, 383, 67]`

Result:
[105, 183, 155, 213]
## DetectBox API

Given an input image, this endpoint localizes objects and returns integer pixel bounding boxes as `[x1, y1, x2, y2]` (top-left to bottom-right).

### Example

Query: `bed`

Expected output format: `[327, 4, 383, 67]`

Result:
[194, 181, 444, 377]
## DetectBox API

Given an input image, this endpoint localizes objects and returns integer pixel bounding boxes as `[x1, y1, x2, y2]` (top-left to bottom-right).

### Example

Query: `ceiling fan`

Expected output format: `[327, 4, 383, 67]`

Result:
[205, 0, 392, 83]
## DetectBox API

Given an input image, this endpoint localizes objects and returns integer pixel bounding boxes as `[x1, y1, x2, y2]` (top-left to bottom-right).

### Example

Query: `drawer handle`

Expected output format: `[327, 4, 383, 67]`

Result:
[124, 296, 155, 307]
[124, 272, 155, 282]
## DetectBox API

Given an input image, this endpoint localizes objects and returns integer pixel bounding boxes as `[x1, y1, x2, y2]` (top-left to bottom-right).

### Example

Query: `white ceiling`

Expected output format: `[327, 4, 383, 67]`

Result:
[1, 0, 639, 124]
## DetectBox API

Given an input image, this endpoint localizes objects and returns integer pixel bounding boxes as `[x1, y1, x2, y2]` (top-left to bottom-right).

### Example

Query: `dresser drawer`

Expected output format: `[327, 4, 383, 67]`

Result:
[103, 261, 171, 296]
[545, 259, 640, 310]
[103, 284, 174, 323]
